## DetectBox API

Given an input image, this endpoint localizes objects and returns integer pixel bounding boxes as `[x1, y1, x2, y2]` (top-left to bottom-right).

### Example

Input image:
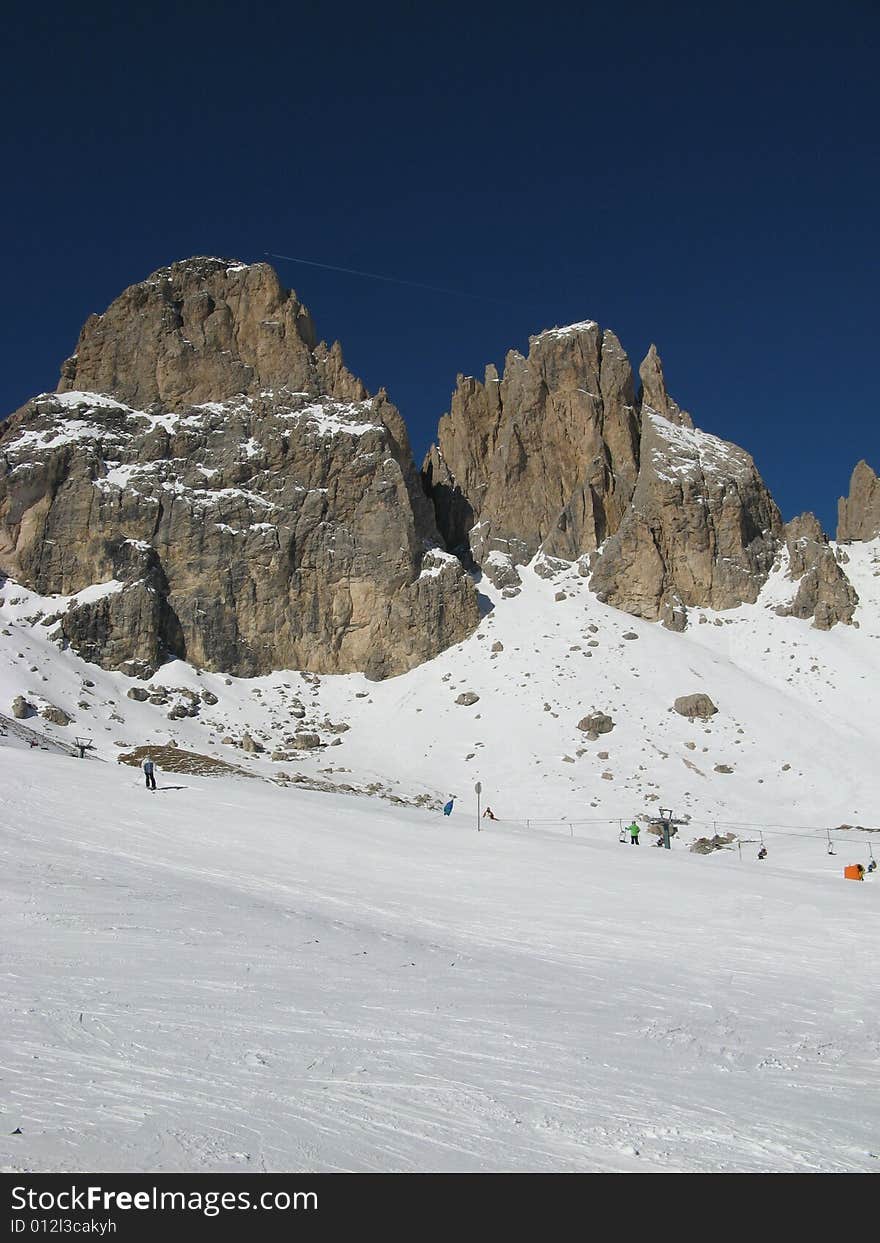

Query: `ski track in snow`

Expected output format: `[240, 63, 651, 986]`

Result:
[1, 539, 879, 1171]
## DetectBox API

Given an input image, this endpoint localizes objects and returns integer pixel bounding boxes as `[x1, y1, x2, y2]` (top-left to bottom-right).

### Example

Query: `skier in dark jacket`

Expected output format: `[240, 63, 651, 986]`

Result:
[142, 756, 157, 791]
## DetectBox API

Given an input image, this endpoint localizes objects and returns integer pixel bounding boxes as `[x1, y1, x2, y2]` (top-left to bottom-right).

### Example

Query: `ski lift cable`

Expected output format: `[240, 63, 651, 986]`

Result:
[266, 251, 532, 309]
[496, 815, 874, 852]
[695, 819, 871, 843]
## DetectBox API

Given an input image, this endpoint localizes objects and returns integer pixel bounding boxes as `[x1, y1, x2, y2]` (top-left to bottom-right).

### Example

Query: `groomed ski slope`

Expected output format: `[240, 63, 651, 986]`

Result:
[1, 745, 878, 1173]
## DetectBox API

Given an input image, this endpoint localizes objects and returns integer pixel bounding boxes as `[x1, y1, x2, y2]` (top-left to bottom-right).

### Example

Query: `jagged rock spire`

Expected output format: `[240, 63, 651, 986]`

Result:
[837, 460, 880, 542]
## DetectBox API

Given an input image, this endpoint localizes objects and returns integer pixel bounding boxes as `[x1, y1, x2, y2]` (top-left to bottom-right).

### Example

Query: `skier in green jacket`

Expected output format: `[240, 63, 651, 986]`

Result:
[628, 820, 640, 846]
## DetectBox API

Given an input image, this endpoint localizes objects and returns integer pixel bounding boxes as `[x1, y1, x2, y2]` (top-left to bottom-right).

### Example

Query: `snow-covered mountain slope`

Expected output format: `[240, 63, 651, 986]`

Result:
[1, 744, 878, 1173]
[2, 539, 879, 841]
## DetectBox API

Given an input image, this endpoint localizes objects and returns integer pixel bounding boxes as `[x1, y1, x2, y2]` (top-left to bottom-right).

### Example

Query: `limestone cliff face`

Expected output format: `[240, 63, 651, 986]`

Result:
[0, 259, 479, 678]
[58, 257, 366, 409]
[837, 461, 880, 542]
[425, 323, 865, 631]
[3, 261, 864, 672]
[423, 322, 641, 573]
[424, 320, 856, 630]
[589, 412, 783, 628]
[776, 513, 858, 630]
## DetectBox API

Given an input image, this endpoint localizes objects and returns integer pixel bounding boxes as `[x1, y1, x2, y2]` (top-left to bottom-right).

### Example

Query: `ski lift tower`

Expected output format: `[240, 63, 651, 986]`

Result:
[659, 807, 674, 849]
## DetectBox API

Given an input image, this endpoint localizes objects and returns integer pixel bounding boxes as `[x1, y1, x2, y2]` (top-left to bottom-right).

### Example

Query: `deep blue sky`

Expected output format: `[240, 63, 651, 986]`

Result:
[3, 1, 877, 533]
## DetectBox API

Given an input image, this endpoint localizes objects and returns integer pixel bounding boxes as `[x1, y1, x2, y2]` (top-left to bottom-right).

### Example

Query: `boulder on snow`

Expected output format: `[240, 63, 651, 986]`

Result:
[11, 695, 33, 719]
[673, 694, 718, 720]
[292, 732, 321, 750]
[126, 687, 150, 701]
[577, 712, 614, 735]
[455, 691, 480, 706]
[41, 705, 71, 726]
[481, 552, 522, 590]
[690, 833, 736, 854]
[533, 556, 570, 580]
[240, 733, 265, 753]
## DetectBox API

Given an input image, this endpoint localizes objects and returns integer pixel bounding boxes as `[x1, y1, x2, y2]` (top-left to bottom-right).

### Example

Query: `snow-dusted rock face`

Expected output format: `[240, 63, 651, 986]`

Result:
[423, 322, 641, 565]
[425, 320, 856, 630]
[775, 512, 858, 629]
[590, 412, 784, 626]
[0, 259, 479, 678]
[838, 460, 880, 543]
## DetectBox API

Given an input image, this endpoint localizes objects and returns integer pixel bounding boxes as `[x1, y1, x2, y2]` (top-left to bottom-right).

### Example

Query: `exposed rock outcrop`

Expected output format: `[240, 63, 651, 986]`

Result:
[837, 461, 880, 542]
[292, 732, 321, 749]
[41, 705, 71, 726]
[423, 322, 641, 565]
[589, 412, 783, 627]
[423, 322, 841, 630]
[776, 513, 858, 629]
[0, 259, 479, 679]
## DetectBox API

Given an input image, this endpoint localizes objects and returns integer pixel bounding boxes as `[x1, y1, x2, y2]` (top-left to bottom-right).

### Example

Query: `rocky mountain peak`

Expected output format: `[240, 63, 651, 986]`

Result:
[423, 318, 858, 632]
[1, 264, 867, 686]
[58, 257, 364, 412]
[1, 258, 479, 679]
[423, 318, 641, 574]
[837, 460, 880, 542]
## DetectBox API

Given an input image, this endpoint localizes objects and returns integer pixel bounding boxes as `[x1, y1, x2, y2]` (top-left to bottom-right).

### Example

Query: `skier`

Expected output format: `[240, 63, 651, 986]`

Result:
[142, 755, 157, 791]
[628, 819, 640, 846]
[867, 859, 877, 873]
[482, 806, 496, 821]
[442, 798, 454, 817]
[758, 846, 768, 860]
